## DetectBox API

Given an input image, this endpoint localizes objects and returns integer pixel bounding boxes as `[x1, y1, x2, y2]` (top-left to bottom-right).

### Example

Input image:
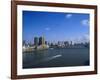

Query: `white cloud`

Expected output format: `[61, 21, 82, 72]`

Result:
[79, 34, 89, 43]
[81, 19, 89, 26]
[45, 27, 50, 31]
[83, 34, 89, 41]
[72, 34, 89, 43]
[65, 14, 72, 18]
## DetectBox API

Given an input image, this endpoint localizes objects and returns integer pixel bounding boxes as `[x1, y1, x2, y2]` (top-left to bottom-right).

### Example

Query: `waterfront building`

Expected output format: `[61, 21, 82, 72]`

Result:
[39, 37, 42, 45]
[45, 41, 47, 45]
[58, 41, 61, 46]
[34, 37, 39, 46]
[64, 41, 69, 47]
[70, 41, 73, 46]
[39, 36, 45, 45]
[23, 40, 26, 46]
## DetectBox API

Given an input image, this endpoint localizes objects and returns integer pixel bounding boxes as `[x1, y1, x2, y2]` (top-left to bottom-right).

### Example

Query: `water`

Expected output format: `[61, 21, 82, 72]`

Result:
[23, 48, 89, 69]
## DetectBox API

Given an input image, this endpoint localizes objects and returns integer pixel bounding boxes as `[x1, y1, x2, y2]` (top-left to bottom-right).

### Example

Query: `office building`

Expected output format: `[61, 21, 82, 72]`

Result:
[34, 37, 39, 46]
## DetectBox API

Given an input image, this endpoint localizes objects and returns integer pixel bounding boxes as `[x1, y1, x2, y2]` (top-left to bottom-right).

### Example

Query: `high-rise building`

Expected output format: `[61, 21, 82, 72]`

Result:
[34, 37, 39, 46]
[39, 36, 45, 45]
[23, 40, 26, 46]
[70, 41, 72, 46]
[45, 41, 47, 45]
[42, 36, 45, 45]
[39, 37, 42, 45]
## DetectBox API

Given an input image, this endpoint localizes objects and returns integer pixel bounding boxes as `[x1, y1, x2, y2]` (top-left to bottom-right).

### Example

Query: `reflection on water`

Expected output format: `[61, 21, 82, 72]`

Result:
[23, 48, 89, 69]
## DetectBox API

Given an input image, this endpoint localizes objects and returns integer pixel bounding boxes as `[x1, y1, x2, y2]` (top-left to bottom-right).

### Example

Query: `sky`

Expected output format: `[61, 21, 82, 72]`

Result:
[23, 11, 90, 43]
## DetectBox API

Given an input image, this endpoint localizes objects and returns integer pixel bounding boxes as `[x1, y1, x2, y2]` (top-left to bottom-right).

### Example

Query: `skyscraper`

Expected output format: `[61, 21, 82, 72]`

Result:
[34, 37, 39, 46]
[42, 36, 45, 45]
[39, 36, 45, 45]
[39, 37, 42, 45]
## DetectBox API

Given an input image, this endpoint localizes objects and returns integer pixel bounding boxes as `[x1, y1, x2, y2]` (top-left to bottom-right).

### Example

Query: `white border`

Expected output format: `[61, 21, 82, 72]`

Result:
[17, 5, 95, 75]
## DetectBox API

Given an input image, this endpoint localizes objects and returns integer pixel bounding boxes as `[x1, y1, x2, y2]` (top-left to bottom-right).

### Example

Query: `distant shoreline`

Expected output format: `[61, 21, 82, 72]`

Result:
[23, 47, 89, 53]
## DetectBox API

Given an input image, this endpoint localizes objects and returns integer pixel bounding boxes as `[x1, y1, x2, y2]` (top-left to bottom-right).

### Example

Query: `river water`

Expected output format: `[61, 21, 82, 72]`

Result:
[23, 48, 89, 69]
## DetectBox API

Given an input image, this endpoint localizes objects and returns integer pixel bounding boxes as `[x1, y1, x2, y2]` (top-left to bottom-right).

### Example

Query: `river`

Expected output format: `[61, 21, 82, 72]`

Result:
[23, 48, 89, 69]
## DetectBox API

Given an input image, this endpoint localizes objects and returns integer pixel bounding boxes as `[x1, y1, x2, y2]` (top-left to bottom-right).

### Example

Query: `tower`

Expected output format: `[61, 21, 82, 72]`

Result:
[39, 37, 42, 45]
[39, 36, 45, 45]
[34, 37, 39, 46]
[42, 36, 45, 45]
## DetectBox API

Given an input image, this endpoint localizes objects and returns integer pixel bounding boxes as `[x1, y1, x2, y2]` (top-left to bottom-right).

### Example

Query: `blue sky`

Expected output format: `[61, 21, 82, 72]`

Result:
[23, 11, 89, 43]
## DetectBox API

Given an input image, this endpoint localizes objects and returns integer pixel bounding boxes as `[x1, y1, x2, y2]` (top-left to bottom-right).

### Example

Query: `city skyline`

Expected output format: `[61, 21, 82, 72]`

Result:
[23, 11, 90, 43]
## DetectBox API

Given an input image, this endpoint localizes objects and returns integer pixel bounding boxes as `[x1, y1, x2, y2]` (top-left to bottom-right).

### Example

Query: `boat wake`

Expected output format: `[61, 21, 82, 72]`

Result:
[44, 54, 62, 62]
